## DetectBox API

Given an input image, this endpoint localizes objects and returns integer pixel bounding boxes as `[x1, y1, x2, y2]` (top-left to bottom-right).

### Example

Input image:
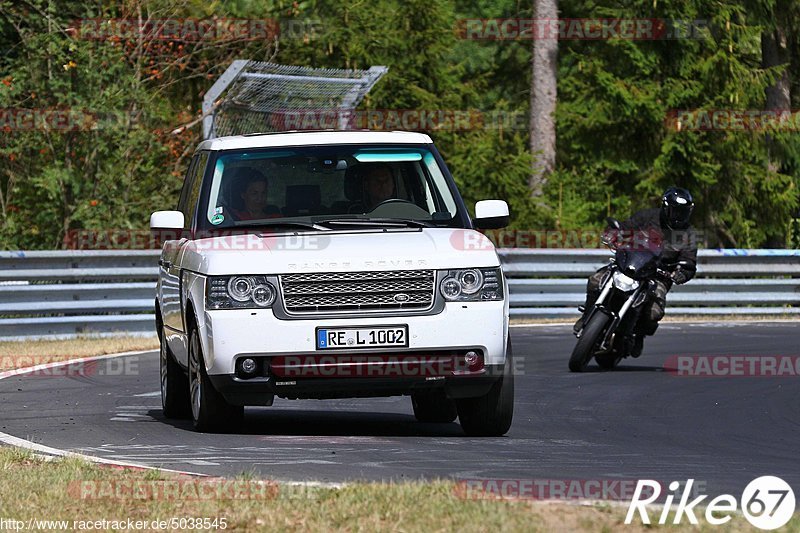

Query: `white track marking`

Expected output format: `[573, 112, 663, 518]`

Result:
[0, 349, 345, 488]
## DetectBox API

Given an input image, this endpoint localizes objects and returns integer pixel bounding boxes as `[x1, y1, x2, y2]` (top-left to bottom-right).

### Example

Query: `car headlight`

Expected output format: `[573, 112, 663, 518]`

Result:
[207, 276, 276, 309]
[439, 268, 503, 301]
[612, 271, 639, 292]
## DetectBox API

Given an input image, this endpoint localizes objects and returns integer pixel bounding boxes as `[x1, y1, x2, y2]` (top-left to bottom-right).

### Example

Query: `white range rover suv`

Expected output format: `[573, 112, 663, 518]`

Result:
[151, 131, 513, 435]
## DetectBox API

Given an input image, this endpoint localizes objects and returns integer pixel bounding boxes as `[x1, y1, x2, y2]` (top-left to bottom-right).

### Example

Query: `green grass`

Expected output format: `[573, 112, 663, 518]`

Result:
[2, 448, 798, 532]
[0, 336, 158, 371]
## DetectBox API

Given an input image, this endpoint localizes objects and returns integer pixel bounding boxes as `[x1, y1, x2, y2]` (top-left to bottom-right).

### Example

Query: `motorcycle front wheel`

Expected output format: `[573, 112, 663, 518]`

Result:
[568, 312, 611, 372]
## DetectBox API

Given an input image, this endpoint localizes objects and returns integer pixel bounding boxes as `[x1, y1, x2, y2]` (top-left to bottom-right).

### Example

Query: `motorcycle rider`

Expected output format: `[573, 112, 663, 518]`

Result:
[573, 187, 698, 356]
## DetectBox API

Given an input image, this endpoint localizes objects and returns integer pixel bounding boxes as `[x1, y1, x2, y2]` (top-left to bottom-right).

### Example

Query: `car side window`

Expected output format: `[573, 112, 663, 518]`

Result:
[186, 152, 209, 228]
[176, 152, 209, 230]
[177, 155, 198, 223]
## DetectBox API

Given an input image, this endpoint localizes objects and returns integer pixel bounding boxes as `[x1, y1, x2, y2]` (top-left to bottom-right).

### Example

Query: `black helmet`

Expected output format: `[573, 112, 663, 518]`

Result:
[661, 187, 694, 229]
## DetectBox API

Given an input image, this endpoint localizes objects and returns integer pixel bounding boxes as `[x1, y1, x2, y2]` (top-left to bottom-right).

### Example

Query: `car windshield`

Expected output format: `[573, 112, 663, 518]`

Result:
[202, 145, 460, 230]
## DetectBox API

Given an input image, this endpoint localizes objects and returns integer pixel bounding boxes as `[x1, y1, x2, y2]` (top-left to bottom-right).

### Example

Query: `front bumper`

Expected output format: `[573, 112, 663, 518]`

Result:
[199, 300, 507, 402]
[209, 370, 502, 403]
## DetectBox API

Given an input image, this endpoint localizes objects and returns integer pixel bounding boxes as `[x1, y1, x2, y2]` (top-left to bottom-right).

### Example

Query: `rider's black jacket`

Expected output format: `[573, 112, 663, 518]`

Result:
[617, 208, 698, 280]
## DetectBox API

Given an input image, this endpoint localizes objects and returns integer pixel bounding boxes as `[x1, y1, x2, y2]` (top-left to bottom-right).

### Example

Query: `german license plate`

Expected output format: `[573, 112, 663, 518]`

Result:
[316, 326, 408, 350]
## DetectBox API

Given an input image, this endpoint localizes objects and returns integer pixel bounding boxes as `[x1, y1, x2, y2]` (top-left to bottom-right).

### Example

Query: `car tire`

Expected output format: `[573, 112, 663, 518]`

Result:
[411, 390, 457, 423]
[188, 326, 243, 433]
[160, 329, 191, 419]
[456, 339, 514, 437]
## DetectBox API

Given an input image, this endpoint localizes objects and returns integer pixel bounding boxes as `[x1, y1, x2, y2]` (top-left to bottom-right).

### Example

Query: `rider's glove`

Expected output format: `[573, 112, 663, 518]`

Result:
[601, 228, 625, 249]
[671, 267, 690, 285]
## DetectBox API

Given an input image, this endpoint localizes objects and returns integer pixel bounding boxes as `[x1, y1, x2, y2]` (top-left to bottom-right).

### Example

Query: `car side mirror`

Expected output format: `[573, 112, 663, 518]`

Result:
[473, 200, 510, 230]
[150, 211, 186, 245]
[150, 211, 184, 230]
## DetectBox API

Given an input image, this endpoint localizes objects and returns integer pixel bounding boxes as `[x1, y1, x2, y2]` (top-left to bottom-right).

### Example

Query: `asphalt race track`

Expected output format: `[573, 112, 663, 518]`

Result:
[2, 322, 798, 496]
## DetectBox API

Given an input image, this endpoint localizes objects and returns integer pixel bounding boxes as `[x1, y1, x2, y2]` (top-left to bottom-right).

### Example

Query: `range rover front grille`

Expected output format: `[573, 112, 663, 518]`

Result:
[280, 270, 436, 314]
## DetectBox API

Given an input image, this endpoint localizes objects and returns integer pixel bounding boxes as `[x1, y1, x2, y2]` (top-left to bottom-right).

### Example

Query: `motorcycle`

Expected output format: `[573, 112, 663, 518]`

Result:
[568, 218, 689, 372]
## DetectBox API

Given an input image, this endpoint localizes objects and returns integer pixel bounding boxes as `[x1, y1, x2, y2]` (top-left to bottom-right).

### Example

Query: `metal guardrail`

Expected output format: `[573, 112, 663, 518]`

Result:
[0, 251, 160, 340]
[500, 249, 800, 318]
[0, 249, 797, 340]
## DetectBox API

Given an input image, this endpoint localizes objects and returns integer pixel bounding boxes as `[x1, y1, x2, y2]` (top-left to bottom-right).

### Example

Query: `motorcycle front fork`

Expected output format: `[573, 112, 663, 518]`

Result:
[580, 276, 649, 355]
[610, 287, 652, 357]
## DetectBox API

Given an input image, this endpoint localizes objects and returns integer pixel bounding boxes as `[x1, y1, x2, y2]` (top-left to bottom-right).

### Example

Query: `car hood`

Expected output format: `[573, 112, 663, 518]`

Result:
[178, 228, 500, 275]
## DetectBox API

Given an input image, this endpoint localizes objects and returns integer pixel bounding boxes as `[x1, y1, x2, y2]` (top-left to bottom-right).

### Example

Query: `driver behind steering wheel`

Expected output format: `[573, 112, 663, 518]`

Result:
[361, 163, 397, 210]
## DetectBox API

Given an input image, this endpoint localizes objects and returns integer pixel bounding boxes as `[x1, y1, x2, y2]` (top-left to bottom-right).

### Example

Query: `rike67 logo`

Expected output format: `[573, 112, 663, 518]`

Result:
[626, 476, 796, 530]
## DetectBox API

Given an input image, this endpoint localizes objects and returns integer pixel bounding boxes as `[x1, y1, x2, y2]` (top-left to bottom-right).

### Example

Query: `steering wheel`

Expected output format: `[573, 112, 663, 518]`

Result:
[371, 198, 416, 209]
[368, 198, 433, 219]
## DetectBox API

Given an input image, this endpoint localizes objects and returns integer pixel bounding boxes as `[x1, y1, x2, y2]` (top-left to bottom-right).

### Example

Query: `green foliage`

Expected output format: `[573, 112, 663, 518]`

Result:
[558, 0, 800, 246]
[0, 8, 164, 247]
[275, 0, 542, 228]
[0, 0, 275, 248]
[1, 0, 799, 249]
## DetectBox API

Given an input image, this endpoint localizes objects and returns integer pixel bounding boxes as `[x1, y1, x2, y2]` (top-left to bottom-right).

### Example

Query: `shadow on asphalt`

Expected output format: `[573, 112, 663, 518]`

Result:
[568, 364, 669, 373]
[607, 364, 671, 372]
[147, 409, 469, 437]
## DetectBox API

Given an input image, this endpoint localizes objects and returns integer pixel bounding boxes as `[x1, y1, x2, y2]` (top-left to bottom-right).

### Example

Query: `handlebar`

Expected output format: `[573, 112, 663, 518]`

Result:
[601, 236, 616, 251]
[656, 268, 673, 281]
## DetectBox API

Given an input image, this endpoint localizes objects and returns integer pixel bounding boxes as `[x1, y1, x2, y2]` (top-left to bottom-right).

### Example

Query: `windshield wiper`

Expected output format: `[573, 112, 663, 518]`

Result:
[233, 220, 328, 231]
[316, 218, 432, 228]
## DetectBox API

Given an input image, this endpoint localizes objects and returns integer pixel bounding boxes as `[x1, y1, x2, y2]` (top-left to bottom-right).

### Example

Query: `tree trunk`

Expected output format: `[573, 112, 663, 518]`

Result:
[529, 0, 558, 197]
[762, 9, 791, 161]
[762, 15, 792, 247]
[762, 28, 791, 112]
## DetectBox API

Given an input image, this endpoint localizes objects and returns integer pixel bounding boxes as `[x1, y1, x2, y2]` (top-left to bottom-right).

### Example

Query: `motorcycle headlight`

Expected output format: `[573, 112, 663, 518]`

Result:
[612, 271, 639, 292]
[207, 276, 276, 309]
[439, 268, 503, 302]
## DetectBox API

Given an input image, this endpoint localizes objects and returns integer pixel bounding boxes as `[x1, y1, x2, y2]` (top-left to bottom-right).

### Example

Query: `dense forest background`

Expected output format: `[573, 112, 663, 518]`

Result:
[1, 0, 799, 249]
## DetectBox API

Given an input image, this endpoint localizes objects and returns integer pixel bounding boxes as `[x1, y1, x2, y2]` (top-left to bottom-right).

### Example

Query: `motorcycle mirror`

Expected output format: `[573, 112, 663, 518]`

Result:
[600, 231, 617, 250]
[606, 217, 622, 230]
